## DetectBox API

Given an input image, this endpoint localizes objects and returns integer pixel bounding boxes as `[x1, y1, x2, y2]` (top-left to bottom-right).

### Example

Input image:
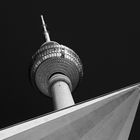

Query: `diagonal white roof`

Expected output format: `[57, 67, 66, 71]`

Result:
[0, 83, 140, 140]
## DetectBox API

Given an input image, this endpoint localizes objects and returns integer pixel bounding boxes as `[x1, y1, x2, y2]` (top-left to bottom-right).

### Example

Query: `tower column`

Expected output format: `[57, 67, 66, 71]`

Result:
[51, 81, 75, 110]
[49, 74, 75, 110]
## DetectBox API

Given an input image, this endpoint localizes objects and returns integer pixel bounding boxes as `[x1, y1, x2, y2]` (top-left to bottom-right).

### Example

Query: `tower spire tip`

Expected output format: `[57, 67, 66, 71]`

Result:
[40, 15, 50, 42]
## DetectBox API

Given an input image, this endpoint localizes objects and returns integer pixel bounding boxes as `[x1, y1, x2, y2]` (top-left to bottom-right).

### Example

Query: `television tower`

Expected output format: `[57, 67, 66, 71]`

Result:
[30, 15, 83, 110]
[0, 15, 140, 140]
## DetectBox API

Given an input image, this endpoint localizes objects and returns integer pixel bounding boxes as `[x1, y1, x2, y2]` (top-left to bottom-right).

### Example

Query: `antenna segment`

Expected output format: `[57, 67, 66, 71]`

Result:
[41, 15, 50, 42]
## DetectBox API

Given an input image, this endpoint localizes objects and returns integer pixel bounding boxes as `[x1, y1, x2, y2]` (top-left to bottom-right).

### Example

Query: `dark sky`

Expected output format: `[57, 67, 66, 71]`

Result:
[1, 1, 140, 139]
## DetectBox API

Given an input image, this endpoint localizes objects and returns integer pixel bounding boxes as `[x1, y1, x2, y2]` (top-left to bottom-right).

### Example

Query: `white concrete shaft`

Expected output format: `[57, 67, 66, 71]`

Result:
[51, 81, 75, 110]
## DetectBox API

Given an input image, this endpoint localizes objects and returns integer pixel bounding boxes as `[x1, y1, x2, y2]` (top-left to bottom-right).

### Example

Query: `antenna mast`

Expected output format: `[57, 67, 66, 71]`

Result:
[41, 15, 50, 42]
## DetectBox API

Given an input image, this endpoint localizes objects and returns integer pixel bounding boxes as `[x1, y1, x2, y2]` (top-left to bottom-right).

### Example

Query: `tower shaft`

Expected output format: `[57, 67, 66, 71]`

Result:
[51, 81, 75, 110]
[49, 73, 75, 110]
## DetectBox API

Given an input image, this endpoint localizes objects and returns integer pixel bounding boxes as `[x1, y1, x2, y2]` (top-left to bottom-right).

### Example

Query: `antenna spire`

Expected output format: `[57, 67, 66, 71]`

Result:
[41, 15, 50, 42]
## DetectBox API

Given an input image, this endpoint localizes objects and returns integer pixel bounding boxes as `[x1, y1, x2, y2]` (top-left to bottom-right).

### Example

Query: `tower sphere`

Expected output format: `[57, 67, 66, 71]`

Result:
[31, 41, 83, 97]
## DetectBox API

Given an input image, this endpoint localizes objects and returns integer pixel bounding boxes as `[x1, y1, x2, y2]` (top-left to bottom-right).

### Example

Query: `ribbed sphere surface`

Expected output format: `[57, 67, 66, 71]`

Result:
[31, 41, 83, 97]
